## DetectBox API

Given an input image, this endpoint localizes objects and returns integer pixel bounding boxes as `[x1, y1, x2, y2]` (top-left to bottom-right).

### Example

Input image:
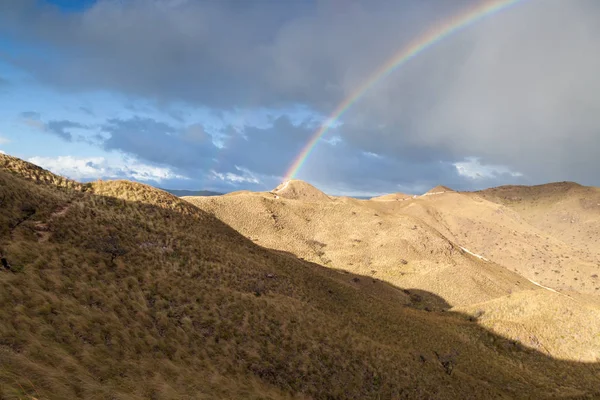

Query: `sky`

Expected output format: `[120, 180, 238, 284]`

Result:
[0, 0, 599, 196]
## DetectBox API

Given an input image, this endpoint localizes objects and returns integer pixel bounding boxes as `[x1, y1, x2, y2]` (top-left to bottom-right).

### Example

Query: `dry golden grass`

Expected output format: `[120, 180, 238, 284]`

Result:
[272, 180, 333, 202]
[185, 190, 536, 307]
[2, 154, 600, 399]
[186, 180, 600, 363]
[371, 192, 412, 201]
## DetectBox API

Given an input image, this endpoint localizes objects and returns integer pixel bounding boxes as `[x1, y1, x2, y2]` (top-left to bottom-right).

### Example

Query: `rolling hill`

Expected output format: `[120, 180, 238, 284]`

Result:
[185, 181, 600, 364]
[1, 154, 600, 399]
[160, 188, 224, 197]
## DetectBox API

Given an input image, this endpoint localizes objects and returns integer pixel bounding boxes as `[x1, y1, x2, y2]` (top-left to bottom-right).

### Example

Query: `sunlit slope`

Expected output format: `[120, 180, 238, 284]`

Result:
[476, 182, 600, 255]
[455, 289, 600, 362]
[396, 190, 600, 295]
[272, 179, 333, 202]
[2, 154, 600, 398]
[371, 192, 412, 201]
[186, 191, 537, 307]
[3, 154, 599, 398]
[186, 182, 600, 362]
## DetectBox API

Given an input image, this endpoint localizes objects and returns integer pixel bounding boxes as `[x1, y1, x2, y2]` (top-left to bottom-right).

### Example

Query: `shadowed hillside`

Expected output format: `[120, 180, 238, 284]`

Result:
[2, 154, 600, 399]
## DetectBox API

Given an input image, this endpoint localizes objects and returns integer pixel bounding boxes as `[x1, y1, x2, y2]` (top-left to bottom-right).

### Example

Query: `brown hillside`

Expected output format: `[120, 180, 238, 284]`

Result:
[272, 179, 331, 201]
[475, 182, 600, 253]
[186, 192, 538, 307]
[398, 191, 600, 296]
[371, 192, 412, 201]
[186, 183, 600, 362]
[3, 154, 600, 398]
[425, 185, 453, 194]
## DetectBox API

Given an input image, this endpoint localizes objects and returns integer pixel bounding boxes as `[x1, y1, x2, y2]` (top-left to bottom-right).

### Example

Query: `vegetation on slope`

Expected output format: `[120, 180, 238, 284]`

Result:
[1, 155, 600, 399]
[186, 183, 600, 362]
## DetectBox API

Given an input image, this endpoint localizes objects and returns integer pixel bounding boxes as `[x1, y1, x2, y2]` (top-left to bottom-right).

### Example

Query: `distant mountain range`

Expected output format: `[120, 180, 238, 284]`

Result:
[160, 188, 224, 197]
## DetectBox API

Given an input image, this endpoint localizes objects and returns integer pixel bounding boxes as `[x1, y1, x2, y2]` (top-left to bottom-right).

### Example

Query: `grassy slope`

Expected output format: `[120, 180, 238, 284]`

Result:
[1, 155, 600, 399]
[475, 182, 600, 261]
[396, 191, 600, 296]
[186, 186, 600, 362]
[185, 192, 535, 308]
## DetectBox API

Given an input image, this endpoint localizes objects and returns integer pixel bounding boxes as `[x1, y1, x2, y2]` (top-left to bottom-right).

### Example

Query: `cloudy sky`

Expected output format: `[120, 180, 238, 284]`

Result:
[0, 0, 598, 196]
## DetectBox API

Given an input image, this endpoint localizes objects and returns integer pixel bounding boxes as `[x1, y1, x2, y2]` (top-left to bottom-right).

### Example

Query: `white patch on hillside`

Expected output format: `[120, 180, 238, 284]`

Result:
[274, 180, 290, 192]
[459, 246, 489, 262]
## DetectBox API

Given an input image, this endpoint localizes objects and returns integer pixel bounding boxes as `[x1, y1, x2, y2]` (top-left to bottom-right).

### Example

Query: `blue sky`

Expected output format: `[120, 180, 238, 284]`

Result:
[1, 0, 599, 195]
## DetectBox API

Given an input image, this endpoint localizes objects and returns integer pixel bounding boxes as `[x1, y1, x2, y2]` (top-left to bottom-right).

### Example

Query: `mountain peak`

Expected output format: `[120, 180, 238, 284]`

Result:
[425, 185, 453, 194]
[273, 179, 331, 201]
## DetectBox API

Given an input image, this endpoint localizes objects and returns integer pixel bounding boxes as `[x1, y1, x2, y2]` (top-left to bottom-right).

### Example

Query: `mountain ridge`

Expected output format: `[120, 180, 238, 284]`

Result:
[1, 154, 600, 398]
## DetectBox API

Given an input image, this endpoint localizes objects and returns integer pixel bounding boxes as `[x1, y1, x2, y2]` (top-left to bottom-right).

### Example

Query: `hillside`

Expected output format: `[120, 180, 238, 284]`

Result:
[371, 192, 413, 201]
[475, 182, 600, 252]
[186, 179, 600, 363]
[186, 191, 535, 308]
[396, 189, 600, 296]
[160, 188, 223, 197]
[2, 154, 600, 398]
[425, 185, 453, 194]
[272, 180, 332, 202]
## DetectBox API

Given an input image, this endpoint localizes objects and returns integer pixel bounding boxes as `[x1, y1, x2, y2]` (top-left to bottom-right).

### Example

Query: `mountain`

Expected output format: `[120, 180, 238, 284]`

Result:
[160, 188, 223, 197]
[272, 179, 332, 201]
[425, 185, 454, 194]
[186, 179, 600, 363]
[371, 192, 413, 201]
[1, 155, 600, 399]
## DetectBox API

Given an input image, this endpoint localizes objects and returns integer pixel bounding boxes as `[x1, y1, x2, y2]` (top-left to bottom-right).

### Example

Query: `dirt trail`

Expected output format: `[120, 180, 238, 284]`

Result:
[34, 202, 73, 242]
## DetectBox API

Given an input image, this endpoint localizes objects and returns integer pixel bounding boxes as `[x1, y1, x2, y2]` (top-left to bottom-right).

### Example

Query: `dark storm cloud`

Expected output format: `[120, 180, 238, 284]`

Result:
[0, 0, 454, 111]
[297, 139, 522, 196]
[97, 114, 313, 188]
[101, 117, 219, 171]
[18, 111, 89, 141]
[3, 0, 600, 191]
[45, 120, 88, 141]
[222, 117, 315, 177]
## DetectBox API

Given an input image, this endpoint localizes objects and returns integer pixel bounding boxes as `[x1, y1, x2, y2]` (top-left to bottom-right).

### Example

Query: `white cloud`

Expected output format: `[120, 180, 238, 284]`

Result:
[0, 150, 6, 155]
[0, 136, 9, 145]
[454, 157, 523, 180]
[323, 135, 342, 146]
[28, 155, 188, 183]
[362, 151, 382, 159]
[209, 166, 260, 185]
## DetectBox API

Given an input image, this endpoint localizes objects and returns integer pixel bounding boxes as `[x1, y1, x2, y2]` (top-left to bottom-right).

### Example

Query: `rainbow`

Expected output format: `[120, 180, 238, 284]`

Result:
[283, 0, 524, 181]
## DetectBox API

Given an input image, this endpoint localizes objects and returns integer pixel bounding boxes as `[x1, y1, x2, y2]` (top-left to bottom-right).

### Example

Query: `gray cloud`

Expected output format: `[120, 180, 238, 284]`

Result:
[20, 111, 40, 119]
[18, 112, 89, 141]
[327, 0, 600, 187]
[45, 120, 88, 141]
[98, 113, 513, 195]
[79, 106, 94, 116]
[3, 0, 600, 190]
[222, 117, 316, 177]
[101, 116, 218, 171]
[0, 0, 459, 111]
